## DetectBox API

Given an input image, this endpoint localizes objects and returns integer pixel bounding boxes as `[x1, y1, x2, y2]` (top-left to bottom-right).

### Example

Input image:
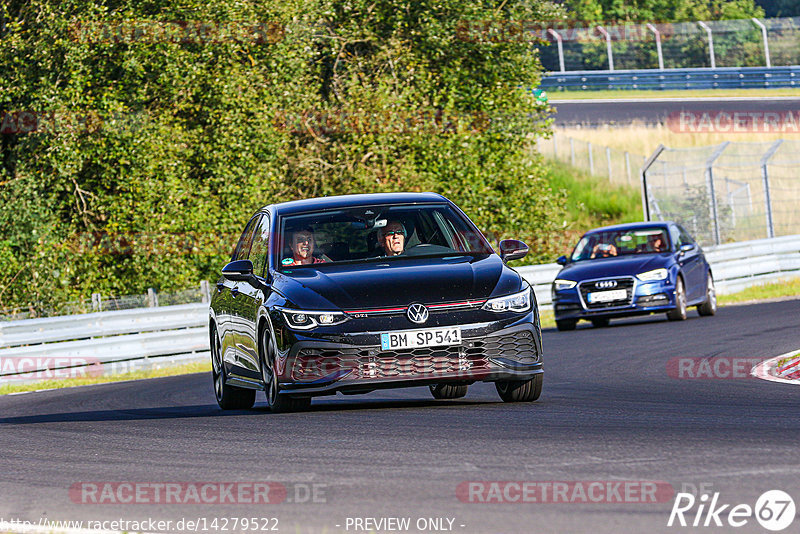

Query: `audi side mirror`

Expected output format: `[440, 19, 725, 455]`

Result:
[556, 255, 567, 266]
[499, 239, 529, 262]
[222, 259, 254, 282]
[679, 244, 695, 254]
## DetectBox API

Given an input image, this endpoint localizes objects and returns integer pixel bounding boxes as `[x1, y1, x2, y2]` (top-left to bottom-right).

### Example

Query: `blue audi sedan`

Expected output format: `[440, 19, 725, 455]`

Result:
[551, 222, 716, 331]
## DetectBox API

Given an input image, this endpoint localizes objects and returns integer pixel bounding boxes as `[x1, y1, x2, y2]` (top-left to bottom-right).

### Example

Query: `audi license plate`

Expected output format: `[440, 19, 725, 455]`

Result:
[381, 327, 462, 350]
[587, 289, 628, 303]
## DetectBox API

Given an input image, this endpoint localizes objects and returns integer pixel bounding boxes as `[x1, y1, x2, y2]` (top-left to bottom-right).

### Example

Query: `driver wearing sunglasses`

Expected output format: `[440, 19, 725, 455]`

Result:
[379, 220, 407, 256]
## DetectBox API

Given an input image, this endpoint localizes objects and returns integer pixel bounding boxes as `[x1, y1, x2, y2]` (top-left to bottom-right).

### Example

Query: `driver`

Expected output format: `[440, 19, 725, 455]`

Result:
[379, 220, 406, 256]
[650, 234, 667, 252]
[284, 228, 326, 266]
[591, 242, 617, 259]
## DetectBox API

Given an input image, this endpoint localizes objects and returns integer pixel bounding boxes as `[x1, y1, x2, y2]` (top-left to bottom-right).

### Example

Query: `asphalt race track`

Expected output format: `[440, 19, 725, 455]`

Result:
[551, 97, 800, 127]
[1, 299, 799, 534]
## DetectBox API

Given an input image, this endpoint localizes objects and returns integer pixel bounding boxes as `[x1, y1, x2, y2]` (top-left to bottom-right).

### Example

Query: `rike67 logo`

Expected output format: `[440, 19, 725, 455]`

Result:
[668, 490, 795, 531]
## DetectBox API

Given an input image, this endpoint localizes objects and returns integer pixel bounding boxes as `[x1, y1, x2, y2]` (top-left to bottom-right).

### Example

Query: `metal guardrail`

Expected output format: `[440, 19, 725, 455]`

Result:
[0, 303, 209, 385]
[1, 235, 798, 383]
[517, 234, 800, 309]
[541, 66, 800, 91]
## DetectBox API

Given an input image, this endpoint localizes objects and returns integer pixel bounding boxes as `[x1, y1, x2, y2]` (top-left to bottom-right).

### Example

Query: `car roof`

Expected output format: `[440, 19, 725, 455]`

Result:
[264, 192, 449, 216]
[583, 221, 673, 235]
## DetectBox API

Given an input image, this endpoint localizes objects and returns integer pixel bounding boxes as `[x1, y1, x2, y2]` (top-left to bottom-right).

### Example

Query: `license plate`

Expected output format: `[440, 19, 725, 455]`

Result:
[588, 289, 627, 303]
[381, 326, 462, 350]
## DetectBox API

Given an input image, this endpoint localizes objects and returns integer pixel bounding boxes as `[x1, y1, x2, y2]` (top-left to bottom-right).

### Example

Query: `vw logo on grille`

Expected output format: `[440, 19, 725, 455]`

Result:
[596, 280, 618, 289]
[407, 303, 429, 324]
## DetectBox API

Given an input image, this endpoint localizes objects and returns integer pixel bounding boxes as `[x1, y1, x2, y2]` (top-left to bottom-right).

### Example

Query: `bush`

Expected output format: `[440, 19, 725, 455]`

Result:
[0, 0, 566, 314]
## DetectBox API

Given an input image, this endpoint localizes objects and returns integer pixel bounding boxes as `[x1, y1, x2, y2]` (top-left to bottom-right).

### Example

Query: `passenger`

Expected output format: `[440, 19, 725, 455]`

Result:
[379, 220, 406, 256]
[283, 228, 326, 266]
[651, 234, 667, 252]
[591, 242, 617, 259]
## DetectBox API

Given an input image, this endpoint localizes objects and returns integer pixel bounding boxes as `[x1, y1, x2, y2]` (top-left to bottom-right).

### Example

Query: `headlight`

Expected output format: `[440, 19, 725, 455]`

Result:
[553, 279, 577, 291]
[279, 308, 349, 330]
[482, 288, 531, 313]
[636, 268, 668, 281]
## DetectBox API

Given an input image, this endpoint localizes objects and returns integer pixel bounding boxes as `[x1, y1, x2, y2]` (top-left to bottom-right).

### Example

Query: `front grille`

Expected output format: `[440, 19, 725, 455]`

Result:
[579, 278, 635, 309]
[292, 331, 538, 381]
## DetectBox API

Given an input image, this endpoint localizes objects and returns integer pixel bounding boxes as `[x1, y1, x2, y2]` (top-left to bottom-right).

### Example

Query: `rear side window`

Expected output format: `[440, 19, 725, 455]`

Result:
[232, 215, 262, 261]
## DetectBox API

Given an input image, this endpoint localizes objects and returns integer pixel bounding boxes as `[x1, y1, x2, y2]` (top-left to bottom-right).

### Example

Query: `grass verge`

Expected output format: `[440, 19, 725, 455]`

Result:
[717, 277, 800, 306]
[0, 361, 211, 396]
[544, 159, 643, 230]
[550, 88, 800, 100]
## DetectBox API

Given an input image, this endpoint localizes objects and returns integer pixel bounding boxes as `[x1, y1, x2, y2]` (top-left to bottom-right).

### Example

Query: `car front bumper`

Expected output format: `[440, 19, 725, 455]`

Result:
[553, 278, 678, 321]
[277, 319, 543, 396]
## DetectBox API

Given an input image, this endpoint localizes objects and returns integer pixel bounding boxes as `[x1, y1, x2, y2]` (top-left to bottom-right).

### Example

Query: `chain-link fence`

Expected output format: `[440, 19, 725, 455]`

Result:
[0, 281, 211, 321]
[537, 17, 800, 72]
[537, 132, 647, 187]
[643, 141, 800, 246]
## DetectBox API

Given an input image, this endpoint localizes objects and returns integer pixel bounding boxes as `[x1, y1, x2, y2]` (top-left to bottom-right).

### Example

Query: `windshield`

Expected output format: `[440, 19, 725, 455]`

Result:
[570, 227, 670, 262]
[277, 203, 493, 268]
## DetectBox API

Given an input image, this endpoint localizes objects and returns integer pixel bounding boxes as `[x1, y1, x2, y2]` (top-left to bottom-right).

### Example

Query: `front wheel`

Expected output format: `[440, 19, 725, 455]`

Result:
[211, 325, 256, 410]
[666, 277, 688, 321]
[697, 273, 717, 316]
[261, 329, 311, 413]
[430, 383, 468, 399]
[496, 374, 542, 402]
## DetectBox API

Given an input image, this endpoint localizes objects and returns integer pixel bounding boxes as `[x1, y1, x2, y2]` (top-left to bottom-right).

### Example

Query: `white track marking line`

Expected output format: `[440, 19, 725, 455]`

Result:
[550, 97, 800, 104]
[751, 349, 800, 385]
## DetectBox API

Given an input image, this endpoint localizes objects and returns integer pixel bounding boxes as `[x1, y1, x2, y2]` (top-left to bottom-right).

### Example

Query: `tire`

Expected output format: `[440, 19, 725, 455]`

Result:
[556, 319, 577, 331]
[429, 383, 468, 399]
[591, 318, 610, 328]
[210, 325, 256, 410]
[495, 374, 542, 402]
[666, 276, 688, 321]
[260, 327, 311, 413]
[697, 273, 717, 317]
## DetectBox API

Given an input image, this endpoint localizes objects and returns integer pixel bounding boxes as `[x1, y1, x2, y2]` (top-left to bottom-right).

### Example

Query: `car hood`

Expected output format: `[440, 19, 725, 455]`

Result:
[557, 253, 672, 281]
[272, 254, 521, 310]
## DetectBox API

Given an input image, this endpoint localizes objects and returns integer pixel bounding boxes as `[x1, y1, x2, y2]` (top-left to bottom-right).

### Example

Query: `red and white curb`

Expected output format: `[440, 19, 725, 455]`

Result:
[751, 350, 800, 384]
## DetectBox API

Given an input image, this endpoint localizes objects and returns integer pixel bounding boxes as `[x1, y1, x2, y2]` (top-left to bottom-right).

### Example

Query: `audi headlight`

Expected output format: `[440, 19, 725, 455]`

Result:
[553, 279, 577, 291]
[279, 308, 348, 330]
[636, 268, 668, 281]
[482, 288, 531, 313]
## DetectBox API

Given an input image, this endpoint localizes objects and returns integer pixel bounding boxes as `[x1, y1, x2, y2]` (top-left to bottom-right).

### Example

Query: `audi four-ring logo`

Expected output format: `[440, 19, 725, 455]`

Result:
[407, 303, 429, 324]
[596, 280, 618, 289]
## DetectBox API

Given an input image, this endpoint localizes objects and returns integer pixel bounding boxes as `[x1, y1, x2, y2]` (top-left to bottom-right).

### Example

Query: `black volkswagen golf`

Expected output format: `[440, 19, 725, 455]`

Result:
[209, 193, 543, 412]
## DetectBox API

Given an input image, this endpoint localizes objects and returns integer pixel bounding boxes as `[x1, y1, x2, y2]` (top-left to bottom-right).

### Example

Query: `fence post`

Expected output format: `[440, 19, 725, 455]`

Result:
[606, 147, 612, 182]
[697, 21, 716, 69]
[751, 18, 771, 68]
[588, 142, 594, 175]
[760, 139, 783, 238]
[646, 23, 664, 70]
[91, 293, 102, 312]
[547, 29, 565, 73]
[705, 142, 729, 245]
[570, 137, 575, 166]
[596, 26, 614, 71]
[200, 280, 211, 304]
[553, 133, 558, 160]
[640, 145, 665, 221]
[147, 288, 159, 307]
[625, 151, 631, 184]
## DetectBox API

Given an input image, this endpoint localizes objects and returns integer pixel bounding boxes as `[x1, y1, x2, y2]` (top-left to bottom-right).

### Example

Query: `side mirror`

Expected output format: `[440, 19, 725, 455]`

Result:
[222, 259, 254, 282]
[679, 243, 695, 254]
[556, 255, 568, 266]
[499, 239, 529, 262]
